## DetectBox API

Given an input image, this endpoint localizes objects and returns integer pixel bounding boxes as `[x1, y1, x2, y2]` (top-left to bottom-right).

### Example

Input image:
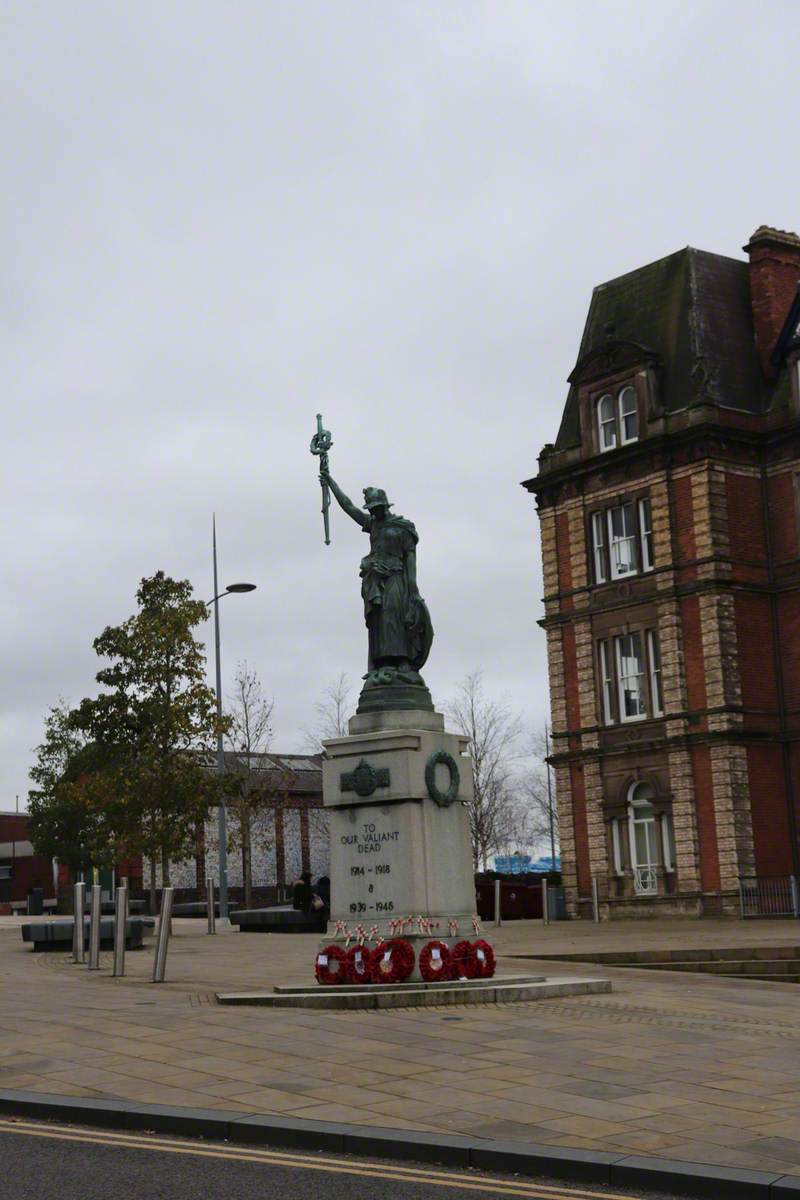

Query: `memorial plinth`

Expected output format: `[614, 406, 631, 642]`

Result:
[322, 705, 478, 978]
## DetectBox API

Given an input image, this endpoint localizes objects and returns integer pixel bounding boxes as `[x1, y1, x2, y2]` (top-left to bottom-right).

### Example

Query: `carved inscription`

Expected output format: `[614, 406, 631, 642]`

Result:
[338, 819, 402, 916]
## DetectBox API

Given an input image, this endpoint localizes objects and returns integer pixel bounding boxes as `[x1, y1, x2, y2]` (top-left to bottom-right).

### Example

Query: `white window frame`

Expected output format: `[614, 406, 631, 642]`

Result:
[607, 503, 637, 580]
[647, 629, 663, 716]
[598, 639, 615, 724]
[615, 632, 647, 722]
[618, 385, 639, 445]
[627, 783, 659, 895]
[592, 511, 607, 583]
[597, 393, 617, 452]
[660, 813, 675, 873]
[638, 497, 653, 572]
[611, 819, 624, 876]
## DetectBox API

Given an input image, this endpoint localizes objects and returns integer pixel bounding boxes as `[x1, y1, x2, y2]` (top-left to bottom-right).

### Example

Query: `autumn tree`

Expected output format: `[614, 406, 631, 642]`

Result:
[445, 669, 524, 869]
[72, 571, 229, 911]
[27, 700, 115, 894]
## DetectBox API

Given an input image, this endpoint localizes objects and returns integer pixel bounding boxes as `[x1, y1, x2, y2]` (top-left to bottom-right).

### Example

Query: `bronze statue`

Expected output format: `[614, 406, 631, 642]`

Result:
[311, 415, 434, 713]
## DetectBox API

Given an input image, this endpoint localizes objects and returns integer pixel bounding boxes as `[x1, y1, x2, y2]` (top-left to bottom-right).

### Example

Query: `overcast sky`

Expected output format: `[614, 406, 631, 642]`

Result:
[3, 1, 799, 806]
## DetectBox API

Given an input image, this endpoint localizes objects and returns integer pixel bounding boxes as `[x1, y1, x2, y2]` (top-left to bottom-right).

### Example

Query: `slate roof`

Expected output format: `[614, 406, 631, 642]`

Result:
[202, 751, 322, 795]
[555, 246, 775, 451]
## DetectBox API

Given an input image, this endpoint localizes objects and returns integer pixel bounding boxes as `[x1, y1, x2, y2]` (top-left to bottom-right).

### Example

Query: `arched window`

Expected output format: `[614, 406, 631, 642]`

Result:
[618, 386, 638, 444]
[597, 394, 617, 451]
[628, 782, 658, 895]
[596, 385, 639, 452]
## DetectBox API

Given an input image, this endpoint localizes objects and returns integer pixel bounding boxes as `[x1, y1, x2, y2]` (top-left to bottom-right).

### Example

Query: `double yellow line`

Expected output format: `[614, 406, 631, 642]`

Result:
[0, 1117, 642, 1200]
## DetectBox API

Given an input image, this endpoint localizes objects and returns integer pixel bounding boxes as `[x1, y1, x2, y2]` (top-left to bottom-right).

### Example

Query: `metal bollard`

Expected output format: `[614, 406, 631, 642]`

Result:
[88, 883, 102, 969]
[494, 877, 502, 928]
[112, 885, 128, 977]
[591, 877, 600, 923]
[72, 881, 86, 963]
[542, 878, 549, 927]
[152, 887, 174, 983]
[206, 876, 216, 934]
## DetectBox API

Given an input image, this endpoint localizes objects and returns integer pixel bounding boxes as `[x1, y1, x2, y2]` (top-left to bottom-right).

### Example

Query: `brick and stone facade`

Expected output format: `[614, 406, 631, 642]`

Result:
[524, 226, 800, 918]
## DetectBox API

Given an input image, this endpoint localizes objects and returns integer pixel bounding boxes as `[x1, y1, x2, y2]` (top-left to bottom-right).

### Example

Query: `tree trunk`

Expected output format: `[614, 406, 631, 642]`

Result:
[149, 857, 157, 915]
[242, 809, 252, 910]
[161, 847, 171, 889]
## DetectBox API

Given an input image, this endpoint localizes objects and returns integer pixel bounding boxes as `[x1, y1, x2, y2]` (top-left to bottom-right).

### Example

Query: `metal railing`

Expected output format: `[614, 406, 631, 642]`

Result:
[739, 875, 800, 918]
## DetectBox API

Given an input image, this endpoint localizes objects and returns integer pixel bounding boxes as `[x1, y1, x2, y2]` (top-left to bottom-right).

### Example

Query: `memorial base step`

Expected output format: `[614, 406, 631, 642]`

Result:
[216, 974, 612, 1009]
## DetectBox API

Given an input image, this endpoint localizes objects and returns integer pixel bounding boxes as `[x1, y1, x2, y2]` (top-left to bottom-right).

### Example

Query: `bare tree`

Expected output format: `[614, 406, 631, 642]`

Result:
[304, 672, 353, 751]
[225, 661, 275, 908]
[523, 724, 559, 865]
[445, 669, 524, 869]
[493, 727, 560, 867]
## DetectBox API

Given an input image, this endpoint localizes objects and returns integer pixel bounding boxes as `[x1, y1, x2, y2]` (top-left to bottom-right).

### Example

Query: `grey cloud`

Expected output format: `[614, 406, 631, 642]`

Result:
[3, 1, 800, 800]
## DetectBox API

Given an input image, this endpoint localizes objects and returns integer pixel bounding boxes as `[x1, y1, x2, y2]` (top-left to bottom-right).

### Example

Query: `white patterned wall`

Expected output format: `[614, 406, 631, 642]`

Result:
[142, 804, 328, 890]
[283, 810, 302, 883]
[309, 808, 330, 879]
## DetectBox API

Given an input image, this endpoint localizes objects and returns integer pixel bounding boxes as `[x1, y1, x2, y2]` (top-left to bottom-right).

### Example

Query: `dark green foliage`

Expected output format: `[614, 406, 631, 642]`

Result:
[29, 572, 231, 879]
[28, 700, 110, 872]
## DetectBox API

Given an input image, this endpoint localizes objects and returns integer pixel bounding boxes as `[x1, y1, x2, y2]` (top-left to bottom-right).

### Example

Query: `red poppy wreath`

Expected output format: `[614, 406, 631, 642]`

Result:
[418, 939, 452, 982]
[370, 938, 415, 984]
[451, 939, 478, 979]
[472, 938, 496, 978]
[345, 943, 373, 984]
[315, 943, 348, 985]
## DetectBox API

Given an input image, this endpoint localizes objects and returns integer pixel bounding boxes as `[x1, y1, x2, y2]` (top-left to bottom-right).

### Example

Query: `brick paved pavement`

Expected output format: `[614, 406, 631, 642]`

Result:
[2, 916, 800, 1177]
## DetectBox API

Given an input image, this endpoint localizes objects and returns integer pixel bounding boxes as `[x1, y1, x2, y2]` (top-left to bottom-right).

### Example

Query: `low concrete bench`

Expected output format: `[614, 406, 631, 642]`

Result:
[171, 901, 232, 918]
[231, 905, 327, 934]
[21, 917, 155, 952]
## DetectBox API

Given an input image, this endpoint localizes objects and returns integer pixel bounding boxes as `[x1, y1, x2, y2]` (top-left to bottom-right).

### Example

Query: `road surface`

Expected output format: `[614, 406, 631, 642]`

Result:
[0, 1117, 674, 1200]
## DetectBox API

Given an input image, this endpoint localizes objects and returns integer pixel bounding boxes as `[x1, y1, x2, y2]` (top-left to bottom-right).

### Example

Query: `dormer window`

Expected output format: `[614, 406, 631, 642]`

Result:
[619, 386, 638, 443]
[598, 394, 617, 450]
[596, 385, 638, 452]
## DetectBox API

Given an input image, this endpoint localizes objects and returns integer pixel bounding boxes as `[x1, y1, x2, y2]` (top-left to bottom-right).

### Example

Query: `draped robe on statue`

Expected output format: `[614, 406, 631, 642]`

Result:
[359, 514, 433, 672]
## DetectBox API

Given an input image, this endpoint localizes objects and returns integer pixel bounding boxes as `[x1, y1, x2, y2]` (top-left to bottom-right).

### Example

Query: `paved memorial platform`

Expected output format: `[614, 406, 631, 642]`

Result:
[1, 916, 800, 1181]
[216, 973, 613, 1009]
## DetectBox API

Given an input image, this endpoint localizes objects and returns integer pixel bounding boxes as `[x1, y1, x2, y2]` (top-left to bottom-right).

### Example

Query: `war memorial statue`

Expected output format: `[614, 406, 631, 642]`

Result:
[309, 415, 489, 986]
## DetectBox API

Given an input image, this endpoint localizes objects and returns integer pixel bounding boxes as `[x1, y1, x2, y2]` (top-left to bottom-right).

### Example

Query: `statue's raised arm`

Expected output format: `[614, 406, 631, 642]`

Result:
[310, 417, 434, 715]
[322, 467, 369, 530]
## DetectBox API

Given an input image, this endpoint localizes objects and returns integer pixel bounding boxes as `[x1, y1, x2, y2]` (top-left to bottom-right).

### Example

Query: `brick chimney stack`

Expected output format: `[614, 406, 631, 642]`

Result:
[744, 225, 800, 379]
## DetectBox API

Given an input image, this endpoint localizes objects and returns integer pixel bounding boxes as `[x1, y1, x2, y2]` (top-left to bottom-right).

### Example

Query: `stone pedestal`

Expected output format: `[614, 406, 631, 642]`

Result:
[322, 707, 477, 974]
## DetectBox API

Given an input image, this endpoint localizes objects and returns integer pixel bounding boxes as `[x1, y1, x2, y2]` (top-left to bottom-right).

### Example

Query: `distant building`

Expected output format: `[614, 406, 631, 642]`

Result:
[530, 855, 560, 873]
[0, 812, 56, 913]
[525, 226, 800, 918]
[144, 752, 326, 902]
[494, 854, 533, 874]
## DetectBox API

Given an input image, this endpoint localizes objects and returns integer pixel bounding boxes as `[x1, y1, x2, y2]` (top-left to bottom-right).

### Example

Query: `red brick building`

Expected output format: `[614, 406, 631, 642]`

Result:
[0, 812, 57, 912]
[524, 226, 800, 918]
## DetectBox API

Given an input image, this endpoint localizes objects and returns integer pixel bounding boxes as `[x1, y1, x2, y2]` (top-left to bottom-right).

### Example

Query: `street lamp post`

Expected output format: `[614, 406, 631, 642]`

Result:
[210, 515, 255, 922]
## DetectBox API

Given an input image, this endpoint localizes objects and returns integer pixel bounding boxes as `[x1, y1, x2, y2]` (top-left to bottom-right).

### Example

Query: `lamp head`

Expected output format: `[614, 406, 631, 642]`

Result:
[225, 583, 256, 593]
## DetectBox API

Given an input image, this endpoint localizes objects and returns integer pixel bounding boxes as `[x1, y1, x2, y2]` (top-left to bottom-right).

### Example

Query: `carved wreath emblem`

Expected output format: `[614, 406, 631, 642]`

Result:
[425, 749, 460, 807]
[340, 758, 390, 798]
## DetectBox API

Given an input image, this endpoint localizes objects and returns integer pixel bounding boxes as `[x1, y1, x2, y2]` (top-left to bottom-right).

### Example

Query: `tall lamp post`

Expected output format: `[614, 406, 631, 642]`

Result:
[210, 515, 256, 922]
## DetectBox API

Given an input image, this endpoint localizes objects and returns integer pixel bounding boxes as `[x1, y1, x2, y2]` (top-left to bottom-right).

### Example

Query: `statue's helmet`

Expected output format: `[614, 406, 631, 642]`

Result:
[363, 487, 392, 510]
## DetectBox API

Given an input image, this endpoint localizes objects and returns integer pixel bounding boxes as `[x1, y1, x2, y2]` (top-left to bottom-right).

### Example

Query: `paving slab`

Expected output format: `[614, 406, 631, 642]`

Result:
[1, 914, 800, 1184]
